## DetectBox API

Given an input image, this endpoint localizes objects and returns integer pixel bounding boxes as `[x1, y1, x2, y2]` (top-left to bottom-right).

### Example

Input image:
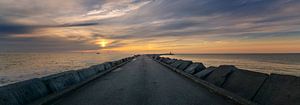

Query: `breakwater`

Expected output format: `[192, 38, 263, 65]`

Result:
[0, 56, 135, 105]
[151, 55, 300, 105]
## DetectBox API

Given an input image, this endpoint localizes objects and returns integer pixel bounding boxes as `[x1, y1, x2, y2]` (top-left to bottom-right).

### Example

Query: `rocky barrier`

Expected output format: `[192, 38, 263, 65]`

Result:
[0, 56, 136, 105]
[151, 55, 300, 105]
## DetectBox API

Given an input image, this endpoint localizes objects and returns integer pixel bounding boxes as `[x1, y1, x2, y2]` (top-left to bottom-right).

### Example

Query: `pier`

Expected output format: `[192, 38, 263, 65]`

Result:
[0, 55, 299, 105]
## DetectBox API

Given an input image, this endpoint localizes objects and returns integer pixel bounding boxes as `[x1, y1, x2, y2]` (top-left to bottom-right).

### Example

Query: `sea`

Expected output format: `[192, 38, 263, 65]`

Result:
[162, 53, 300, 77]
[0, 53, 131, 86]
[0, 53, 299, 86]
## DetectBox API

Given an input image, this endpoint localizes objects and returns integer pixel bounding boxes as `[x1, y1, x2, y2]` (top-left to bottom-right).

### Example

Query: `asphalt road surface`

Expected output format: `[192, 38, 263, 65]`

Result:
[52, 56, 236, 105]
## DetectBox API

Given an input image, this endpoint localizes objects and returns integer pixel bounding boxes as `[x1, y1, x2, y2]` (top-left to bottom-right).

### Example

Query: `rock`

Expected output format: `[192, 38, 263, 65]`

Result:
[184, 63, 206, 74]
[41, 71, 81, 93]
[0, 78, 49, 105]
[253, 74, 300, 105]
[177, 60, 193, 70]
[222, 69, 268, 100]
[194, 66, 217, 79]
[204, 65, 237, 87]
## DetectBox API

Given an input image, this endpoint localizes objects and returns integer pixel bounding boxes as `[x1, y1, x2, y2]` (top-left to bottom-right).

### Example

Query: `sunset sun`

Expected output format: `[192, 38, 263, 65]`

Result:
[99, 39, 108, 47]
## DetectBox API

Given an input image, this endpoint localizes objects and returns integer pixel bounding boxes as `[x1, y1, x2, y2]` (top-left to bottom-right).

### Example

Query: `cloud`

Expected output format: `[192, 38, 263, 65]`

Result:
[0, 0, 300, 52]
[0, 36, 100, 52]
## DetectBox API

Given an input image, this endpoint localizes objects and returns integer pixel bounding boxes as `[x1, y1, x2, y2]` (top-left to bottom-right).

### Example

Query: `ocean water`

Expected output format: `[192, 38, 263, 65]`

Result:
[162, 54, 300, 76]
[0, 53, 131, 86]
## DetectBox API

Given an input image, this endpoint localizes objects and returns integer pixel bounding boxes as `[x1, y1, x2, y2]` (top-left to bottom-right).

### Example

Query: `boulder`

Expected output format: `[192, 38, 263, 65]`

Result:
[253, 74, 300, 105]
[0, 78, 49, 105]
[184, 63, 206, 74]
[222, 69, 268, 100]
[42, 71, 81, 93]
[194, 66, 216, 79]
[204, 65, 237, 87]
[177, 60, 193, 70]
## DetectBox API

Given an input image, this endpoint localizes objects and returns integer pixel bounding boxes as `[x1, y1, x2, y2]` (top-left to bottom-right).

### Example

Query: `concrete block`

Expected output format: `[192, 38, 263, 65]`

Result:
[222, 69, 268, 100]
[166, 59, 176, 64]
[204, 65, 237, 87]
[253, 74, 300, 105]
[0, 78, 49, 105]
[89, 64, 105, 72]
[170, 60, 183, 68]
[177, 60, 193, 70]
[184, 63, 206, 74]
[103, 62, 112, 70]
[194, 66, 217, 79]
[0, 88, 18, 105]
[161, 58, 170, 63]
[42, 71, 81, 93]
[77, 68, 98, 80]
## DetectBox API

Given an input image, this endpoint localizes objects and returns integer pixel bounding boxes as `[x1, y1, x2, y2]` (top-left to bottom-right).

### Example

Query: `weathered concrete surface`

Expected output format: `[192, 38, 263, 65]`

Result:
[42, 71, 81, 93]
[170, 60, 184, 68]
[184, 63, 206, 74]
[253, 74, 300, 105]
[222, 69, 268, 100]
[165, 59, 176, 64]
[103, 62, 112, 70]
[89, 64, 105, 72]
[53, 56, 235, 105]
[177, 60, 193, 70]
[194, 66, 217, 79]
[77, 68, 98, 80]
[0, 79, 49, 105]
[205, 65, 237, 87]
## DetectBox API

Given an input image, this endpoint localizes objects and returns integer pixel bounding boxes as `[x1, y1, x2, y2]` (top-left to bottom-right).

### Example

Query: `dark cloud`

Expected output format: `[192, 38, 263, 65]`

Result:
[0, 36, 99, 52]
[56, 22, 99, 27]
[0, 18, 35, 34]
[0, 18, 99, 35]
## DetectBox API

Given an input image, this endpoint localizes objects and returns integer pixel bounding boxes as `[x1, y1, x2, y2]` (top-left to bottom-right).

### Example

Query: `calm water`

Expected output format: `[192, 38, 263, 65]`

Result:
[1, 53, 299, 86]
[0, 53, 131, 86]
[162, 54, 300, 76]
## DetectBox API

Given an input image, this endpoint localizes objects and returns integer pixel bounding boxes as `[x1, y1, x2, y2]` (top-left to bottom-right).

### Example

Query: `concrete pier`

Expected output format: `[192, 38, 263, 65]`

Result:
[1, 55, 299, 105]
[51, 56, 235, 105]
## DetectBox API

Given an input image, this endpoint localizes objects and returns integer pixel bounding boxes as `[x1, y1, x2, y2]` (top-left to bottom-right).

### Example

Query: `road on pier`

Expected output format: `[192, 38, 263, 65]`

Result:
[52, 56, 235, 105]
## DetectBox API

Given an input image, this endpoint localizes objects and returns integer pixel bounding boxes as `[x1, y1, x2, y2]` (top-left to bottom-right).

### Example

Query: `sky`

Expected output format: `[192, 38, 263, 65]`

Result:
[0, 0, 300, 54]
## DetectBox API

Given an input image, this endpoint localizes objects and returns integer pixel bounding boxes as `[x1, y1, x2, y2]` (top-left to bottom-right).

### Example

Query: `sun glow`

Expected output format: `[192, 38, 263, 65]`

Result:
[97, 39, 108, 47]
